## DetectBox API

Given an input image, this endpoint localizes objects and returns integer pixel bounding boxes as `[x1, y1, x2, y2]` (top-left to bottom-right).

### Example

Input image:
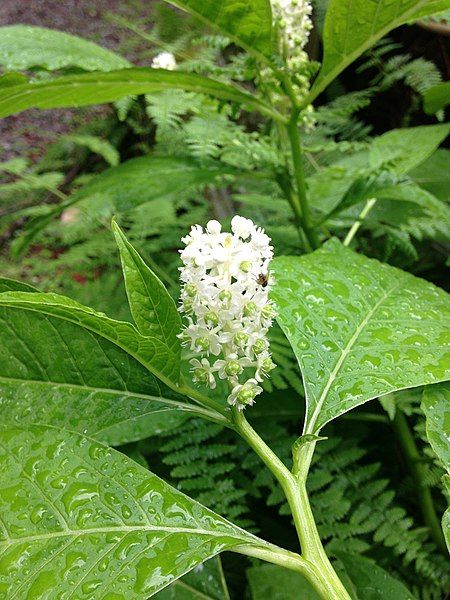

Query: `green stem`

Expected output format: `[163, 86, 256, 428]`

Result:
[286, 113, 319, 250]
[343, 198, 377, 246]
[232, 408, 351, 599]
[392, 411, 447, 552]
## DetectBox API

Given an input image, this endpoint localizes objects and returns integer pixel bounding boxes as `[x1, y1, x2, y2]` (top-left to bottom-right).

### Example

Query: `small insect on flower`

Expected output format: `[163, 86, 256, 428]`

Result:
[178, 215, 277, 410]
[257, 273, 269, 288]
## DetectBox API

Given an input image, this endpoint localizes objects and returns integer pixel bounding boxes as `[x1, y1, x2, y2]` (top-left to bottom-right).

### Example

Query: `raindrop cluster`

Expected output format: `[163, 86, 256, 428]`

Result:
[178, 216, 277, 410]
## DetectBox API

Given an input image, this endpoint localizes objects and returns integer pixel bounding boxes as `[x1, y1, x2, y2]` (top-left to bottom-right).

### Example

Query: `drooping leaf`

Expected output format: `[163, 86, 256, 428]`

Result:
[0, 425, 262, 598]
[336, 552, 415, 600]
[410, 149, 450, 201]
[0, 25, 131, 72]
[272, 239, 450, 433]
[12, 156, 231, 257]
[421, 383, 450, 471]
[423, 81, 450, 114]
[0, 68, 281, 120]
[311, 0, 450, 99]
[112, 220, 182, 353]
[0, 291, 180, 386]
[166, 0, 273, 61]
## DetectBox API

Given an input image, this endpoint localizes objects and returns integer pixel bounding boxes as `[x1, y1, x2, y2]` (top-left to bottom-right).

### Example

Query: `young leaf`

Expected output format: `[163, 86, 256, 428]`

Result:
[0, 291, 180, 386]
[112, 220, 182, 354]
[0, 425, 262, 598]
[165, 0, 273, 61]
[311, 0, 450, 100]
[272, 239, 450, 433]
[423, 81, 450, 114]
[0, 68, 281, 121]
[0, 25, 130, 72]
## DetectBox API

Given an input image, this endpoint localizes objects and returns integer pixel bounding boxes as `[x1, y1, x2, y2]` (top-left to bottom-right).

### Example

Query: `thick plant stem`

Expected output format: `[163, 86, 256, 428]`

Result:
[286, 113, 319, 250]
[232, 408, 351, 599]
[392, 411, 447, 552]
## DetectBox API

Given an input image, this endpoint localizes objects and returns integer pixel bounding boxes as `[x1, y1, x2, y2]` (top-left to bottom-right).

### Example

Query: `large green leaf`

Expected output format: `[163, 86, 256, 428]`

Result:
[0, 290, 219, 444]
[311, 0, 450, 99]
[112, 220, 182, 352]
[0, 425, 261, 598]
[423, 81, 450, 114]
[12, 156, 231, 256]
[272, 239, 450, 433]
[410, 149, 450, 202]
[0, 68, 280, 120]
[421, 383, 450, 470]
[0, 291, 180, 386]
[166, 0, 273, 61]
[247, 565, 320, 599]
[0, 25, 130, 72]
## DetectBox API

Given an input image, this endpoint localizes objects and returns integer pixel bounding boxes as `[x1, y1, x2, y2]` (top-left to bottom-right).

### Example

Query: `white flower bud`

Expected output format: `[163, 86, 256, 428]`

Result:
[178, 215, 277, 409]
[151, 51, 177, 71]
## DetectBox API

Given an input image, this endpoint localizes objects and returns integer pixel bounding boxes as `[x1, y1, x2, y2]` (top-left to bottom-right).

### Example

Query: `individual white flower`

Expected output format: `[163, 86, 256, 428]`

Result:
[151, 51, 177, 71]
[178, 216, 277, 410]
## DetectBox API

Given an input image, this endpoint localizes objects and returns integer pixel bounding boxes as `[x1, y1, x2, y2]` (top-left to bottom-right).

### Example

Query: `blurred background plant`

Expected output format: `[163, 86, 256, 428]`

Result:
[0, 1, 449, 597]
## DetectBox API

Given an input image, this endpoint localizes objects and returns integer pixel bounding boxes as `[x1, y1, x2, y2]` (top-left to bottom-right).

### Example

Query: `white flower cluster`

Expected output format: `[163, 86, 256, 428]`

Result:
[151, 51, 177, 71]
[178, 216, 277, 410]
[273, 0, 312, 55]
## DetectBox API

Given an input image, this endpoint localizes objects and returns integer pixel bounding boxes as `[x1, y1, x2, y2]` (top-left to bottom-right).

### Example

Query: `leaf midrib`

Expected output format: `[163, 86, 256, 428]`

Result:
[304, 279, 403, 433]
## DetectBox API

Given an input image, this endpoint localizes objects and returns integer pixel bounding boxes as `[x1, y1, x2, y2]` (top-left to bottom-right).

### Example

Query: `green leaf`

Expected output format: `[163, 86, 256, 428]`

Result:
[424, 81, 450, 114]
[0, 277, 38, 293]
[0, 25, 130, 72]
[12, 155, 233, 257]
[0, 425, 261, 598]
[272, 239, 450, 433]
[166, 0, 273, 61]
[0, 291, 181, 387]
[157, 556, 230, 599]
[0, 287, 217, 444]
[0, 68, 281, 120]
[336, 552, 415, 599]
[410, 149, 450, 201]
[311, 0, 450, 98]
[64, 134, 120, 166]
[421, 383, 450, 472]
[112, 220, 182, 354]
[247, 564, 320, 599]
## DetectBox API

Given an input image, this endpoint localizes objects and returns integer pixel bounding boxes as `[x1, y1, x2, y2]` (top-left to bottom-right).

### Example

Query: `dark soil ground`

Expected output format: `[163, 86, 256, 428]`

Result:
[0, 0, 150, 162]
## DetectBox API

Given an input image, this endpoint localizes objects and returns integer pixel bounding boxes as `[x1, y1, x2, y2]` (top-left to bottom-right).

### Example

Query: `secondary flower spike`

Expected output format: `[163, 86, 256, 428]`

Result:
[179, 216, 277, 410]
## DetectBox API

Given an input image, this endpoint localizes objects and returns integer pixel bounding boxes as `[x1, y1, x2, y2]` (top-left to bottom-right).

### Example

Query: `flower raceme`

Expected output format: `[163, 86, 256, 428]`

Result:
[178, 216, 277, 410]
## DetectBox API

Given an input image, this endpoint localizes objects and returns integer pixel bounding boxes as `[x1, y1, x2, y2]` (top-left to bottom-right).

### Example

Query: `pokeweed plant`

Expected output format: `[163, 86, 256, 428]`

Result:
[0, 0, 450, 598]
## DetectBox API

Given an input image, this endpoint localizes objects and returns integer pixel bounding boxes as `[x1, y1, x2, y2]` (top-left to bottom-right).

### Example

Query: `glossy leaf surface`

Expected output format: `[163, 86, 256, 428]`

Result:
[0, 425, 258, 598]
[311, 0, 450, 98]
[166, 0, 273, 60]
[0, 25, 130, 72]
[272, 239, 450, 433]
[112, 221, 182, 353]
[0, 291, 180, 386]
[0, 68, 279, 120]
